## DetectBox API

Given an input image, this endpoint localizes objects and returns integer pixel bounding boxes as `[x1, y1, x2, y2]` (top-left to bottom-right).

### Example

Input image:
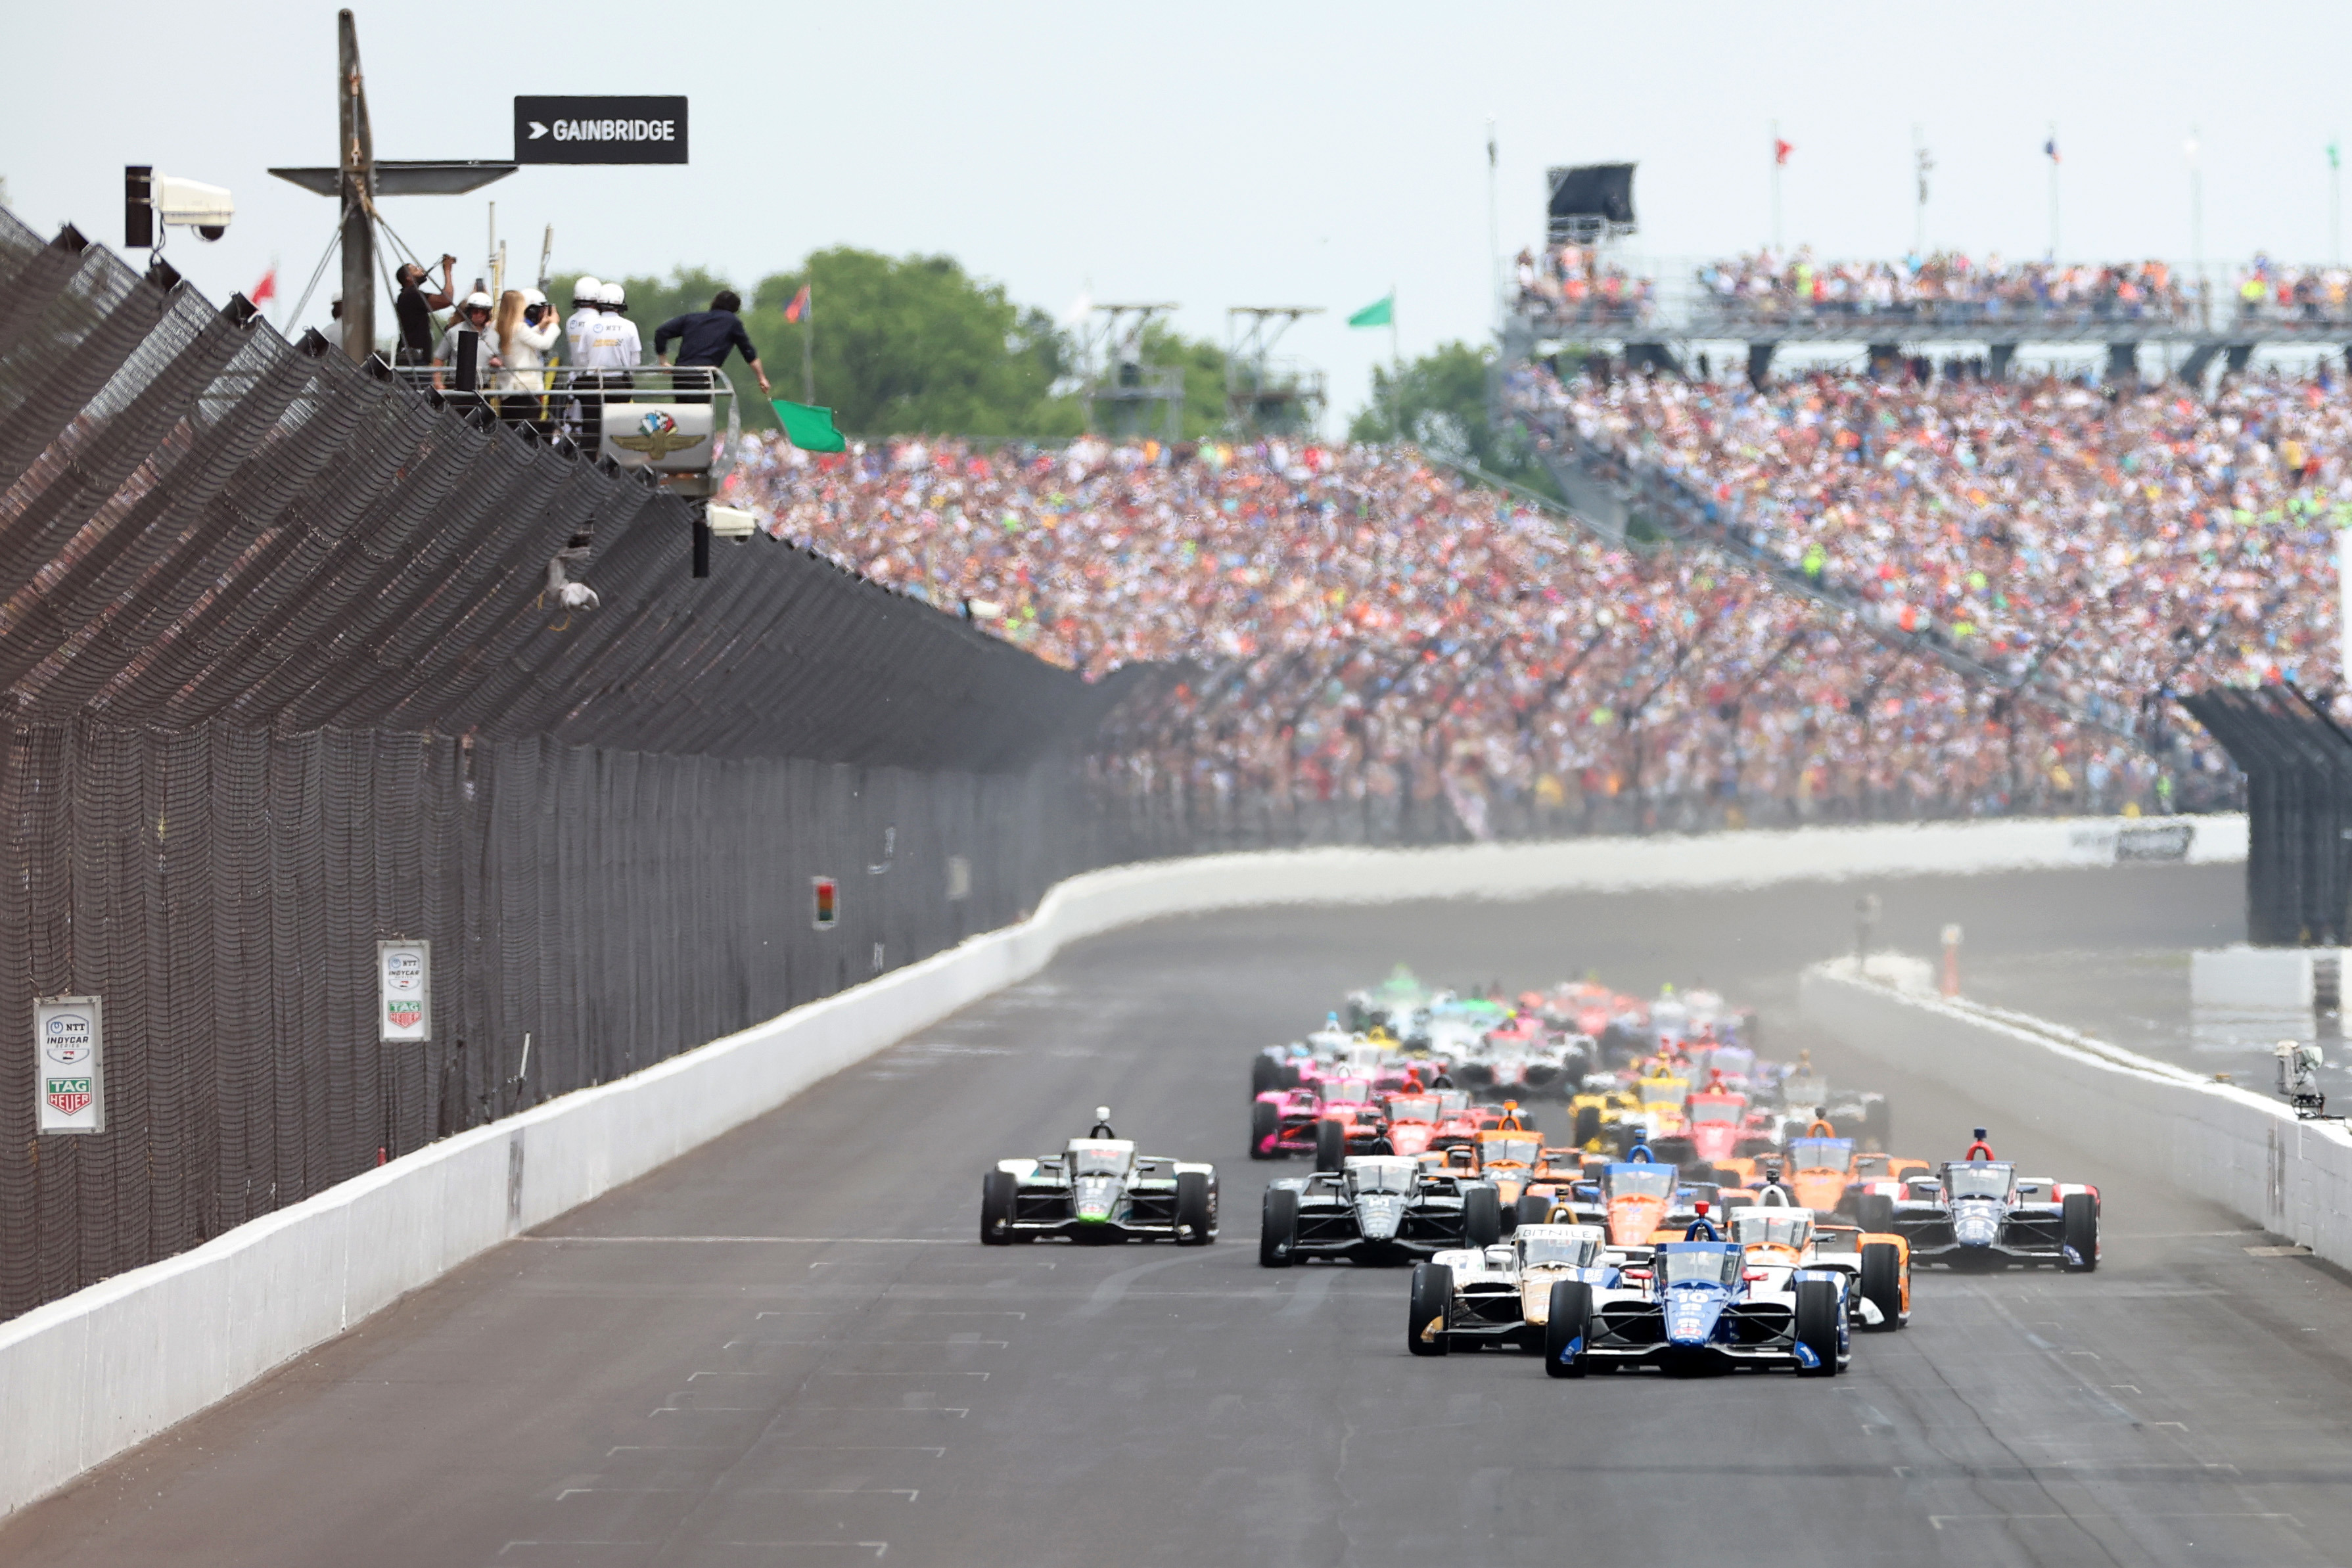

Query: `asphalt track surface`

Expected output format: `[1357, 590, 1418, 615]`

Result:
[16, 862, 2352, 1567]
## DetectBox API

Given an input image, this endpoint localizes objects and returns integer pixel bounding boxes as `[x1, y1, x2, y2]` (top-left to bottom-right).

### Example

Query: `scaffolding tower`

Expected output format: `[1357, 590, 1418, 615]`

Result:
[1225, 306, 1326, 436]
[1075, 302, 1185, 440]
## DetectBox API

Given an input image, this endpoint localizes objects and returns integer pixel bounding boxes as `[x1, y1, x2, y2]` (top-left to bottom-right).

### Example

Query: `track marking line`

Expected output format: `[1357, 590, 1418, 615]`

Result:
[740, 1488, 919, 1501]
[794, 1408, 967, 1417]
[2246, 1245, 2315, 1257]
[814, 1371, 989, 1379]
[762, 1447, 946, 1456]
[498, 1543, 656, 1556]
[605, 1446, 731, 1456]
[557, 1487, 698, 1500]
[708, 1544, 886, 1558]
[722, 1339, 1005, 1349]
[525, 1235, 960, 1245]
[1931, 1515, 2066, 1529]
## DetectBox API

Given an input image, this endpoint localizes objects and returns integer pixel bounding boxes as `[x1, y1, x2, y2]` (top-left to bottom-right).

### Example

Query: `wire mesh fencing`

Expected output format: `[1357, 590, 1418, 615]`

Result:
[0, 210, 1134, 1318]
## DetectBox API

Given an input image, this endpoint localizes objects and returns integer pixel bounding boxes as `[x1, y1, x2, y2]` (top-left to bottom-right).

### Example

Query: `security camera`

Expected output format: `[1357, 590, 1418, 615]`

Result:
[126, 166, 234, 247]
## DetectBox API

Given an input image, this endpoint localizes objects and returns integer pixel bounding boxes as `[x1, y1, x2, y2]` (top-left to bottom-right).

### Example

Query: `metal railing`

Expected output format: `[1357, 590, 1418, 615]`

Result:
[386, 361, 741, 496]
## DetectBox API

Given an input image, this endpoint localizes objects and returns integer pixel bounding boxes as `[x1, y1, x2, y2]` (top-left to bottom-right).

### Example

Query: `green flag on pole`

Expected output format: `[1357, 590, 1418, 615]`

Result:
[1347, 294, 1394, 329]
[771, 398, 848, 453]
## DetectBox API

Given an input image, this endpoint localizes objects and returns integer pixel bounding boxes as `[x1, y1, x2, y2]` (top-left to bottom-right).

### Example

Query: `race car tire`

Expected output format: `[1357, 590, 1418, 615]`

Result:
[1314, 1117, 1347, 1173]
[1250, 1099, 1280, 1159]
[1652, 1136, 1696, 1172]
[1515, 1193, 1552, 1228]
[1408, 1262, 1453, 1356]
[1259, 1186, 1299, 1268]
[1458, 1062, 1494, 1090]
[1793, 1278, 1841, 1377]
[2062, 1191, 2099, 1272]
[1573, 1105, 1602, 1147]
[1862, 1098, 1892, 1151]
[980, 1170, 1016, 1246]
[1281, 1061, 1303, 1090]
[1859, 1241, 1904, 1329]
[1174, 1170, 1215, 1245]
[1543, 1280, 1593, 1378]
[1853, 1192, 1896, 1234]
[1462, 1184, 1503, 1249]
[1251, 1054, 1281, 1098]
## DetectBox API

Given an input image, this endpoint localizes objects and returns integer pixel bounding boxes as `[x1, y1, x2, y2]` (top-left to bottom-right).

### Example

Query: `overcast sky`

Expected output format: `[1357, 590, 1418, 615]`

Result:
[5, 1, 2347, 426]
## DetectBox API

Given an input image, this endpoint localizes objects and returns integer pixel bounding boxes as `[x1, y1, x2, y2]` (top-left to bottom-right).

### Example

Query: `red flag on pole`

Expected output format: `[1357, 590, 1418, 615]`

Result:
[1773, 138, 1794, 166]
[784, 284, 810, 323]
[251, 267, 278, 305]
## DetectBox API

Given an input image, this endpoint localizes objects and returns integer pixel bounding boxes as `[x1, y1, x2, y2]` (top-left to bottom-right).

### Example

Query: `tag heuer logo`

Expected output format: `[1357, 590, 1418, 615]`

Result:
[386, 1003, 423, 1028]
[45, 1077, 93, 1117]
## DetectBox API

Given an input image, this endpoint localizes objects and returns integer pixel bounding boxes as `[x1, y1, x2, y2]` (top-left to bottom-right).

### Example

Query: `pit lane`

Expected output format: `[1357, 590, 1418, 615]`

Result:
[10, 860, 2352, 1568]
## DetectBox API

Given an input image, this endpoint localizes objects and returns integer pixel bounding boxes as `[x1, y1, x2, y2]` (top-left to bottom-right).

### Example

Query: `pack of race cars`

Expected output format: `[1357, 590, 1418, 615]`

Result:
[978, 968, 2102, 1379]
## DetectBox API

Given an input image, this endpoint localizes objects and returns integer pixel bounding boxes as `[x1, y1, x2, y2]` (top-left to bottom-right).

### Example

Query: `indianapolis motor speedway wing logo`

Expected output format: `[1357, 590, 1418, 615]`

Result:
[609, 408, 705, 461]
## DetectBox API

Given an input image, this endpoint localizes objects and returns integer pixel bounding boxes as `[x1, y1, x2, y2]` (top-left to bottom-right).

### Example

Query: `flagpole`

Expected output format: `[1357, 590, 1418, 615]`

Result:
[1485, 118, 1500, 324]
[2332, 139, 2342, 266]
[1770, 120, 1783, 252]
[2046, 122, 2060, 262]
[1389, 285, 1400, 444]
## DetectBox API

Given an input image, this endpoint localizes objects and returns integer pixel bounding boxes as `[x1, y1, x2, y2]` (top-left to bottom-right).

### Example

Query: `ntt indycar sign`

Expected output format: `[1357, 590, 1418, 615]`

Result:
[514, 96, 689, 165]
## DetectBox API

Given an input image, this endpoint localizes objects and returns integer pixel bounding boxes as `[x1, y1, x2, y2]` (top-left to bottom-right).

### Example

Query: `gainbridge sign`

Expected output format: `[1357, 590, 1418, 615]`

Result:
[515, 97, 689, 165]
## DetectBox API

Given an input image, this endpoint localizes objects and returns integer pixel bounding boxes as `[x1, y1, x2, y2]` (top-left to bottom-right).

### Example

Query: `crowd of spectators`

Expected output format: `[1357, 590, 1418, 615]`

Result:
[1508, 357, 2352, 798]
[1513, 244, 1655, 327]
[723, 408, 2205, 843]
[2234, 258, 2352, 327]
[1692, 248, 2188, 329]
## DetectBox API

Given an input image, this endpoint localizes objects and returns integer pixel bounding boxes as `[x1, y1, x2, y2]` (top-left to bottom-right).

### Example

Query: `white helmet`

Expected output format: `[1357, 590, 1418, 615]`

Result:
[459, 290, 493, 311]
[597, 281, 626, 309]
[570, 275, 602, 305]
[520, 287, 547, 307]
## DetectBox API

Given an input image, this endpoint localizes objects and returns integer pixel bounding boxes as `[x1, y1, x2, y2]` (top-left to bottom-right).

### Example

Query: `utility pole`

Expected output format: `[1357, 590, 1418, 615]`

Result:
[336, 9, 375, 362]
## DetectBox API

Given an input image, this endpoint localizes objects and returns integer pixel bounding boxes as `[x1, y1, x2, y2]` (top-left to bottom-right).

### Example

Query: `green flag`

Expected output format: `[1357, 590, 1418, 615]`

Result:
[2332, 140, 2343, 171]
[771, 398, 847, 453]
[1347, 294, 1393, 329]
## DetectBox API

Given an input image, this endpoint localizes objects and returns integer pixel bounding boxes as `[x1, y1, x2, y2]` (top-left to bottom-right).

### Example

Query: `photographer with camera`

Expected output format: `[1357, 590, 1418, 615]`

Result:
[392, 254, 459, 367]
[494, 288, 561, 430]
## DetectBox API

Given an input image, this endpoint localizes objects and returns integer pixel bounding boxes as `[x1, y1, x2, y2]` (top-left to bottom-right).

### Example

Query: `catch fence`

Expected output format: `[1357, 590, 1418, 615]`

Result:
[0, 210, 1141, 1318]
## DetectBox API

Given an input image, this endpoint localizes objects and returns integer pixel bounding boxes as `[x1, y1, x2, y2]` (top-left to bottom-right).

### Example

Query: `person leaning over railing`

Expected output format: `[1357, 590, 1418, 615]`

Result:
[653, 288, 770, 404]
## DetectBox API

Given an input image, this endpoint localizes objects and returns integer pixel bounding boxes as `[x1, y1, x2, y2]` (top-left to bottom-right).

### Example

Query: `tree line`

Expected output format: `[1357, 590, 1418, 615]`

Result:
[556, 247, 1544, 489]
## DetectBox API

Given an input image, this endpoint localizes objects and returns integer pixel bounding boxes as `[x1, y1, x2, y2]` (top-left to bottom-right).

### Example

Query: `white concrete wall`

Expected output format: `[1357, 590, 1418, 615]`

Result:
[0, 812, 2244, 1513]
[1799, 960, 2352, 1269]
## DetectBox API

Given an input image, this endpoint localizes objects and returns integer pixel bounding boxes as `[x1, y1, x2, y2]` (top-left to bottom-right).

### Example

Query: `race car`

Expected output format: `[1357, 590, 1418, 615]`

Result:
[1379, 1090, 1445, 1157]
[1568, 1080, 1646, 1153]
[1248, 1084, 1325, 1160]
[1540, 1237, 1852, 1378]
[1726, 1199, 1908, 1330]
[982, 1112, 1218, 1245]
[1406, 1223, 1621, 1354]
[1548, 1147, 1709, 1247]
[1854, 1129, 2100, 1271]
[1260, 1153, 1502, 1266]
[1774, 1057, 1891, 1149]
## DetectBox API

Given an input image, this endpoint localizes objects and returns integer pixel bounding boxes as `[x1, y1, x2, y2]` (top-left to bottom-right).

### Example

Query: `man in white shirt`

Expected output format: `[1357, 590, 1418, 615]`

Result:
[573, 281, 643, 443]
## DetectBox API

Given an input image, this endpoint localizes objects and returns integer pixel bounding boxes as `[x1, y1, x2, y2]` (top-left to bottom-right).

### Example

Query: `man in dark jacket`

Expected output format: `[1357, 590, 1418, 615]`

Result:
[653, 289, 771, 398]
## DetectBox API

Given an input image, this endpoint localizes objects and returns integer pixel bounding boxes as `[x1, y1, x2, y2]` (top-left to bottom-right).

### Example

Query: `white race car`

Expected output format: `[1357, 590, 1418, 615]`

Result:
[982, 1113, 1217, 1245]
[1407, 1222, 1624, 1354]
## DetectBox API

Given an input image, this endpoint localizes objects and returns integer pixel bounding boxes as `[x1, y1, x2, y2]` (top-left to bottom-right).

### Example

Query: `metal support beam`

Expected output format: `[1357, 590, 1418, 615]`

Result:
[2106, 341, 2140, 384]
[1746, 341, 1776, 390]
[336, 9, 375, 362]
[1987, 343, 2016, 382]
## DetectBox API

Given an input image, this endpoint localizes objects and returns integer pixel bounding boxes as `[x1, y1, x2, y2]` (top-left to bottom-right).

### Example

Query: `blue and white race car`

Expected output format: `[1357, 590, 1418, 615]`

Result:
[1406, 1223, 1623, 1354]
[1540, 1237, 1851, 1378]
[1854, 1130, 2100, 1272]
